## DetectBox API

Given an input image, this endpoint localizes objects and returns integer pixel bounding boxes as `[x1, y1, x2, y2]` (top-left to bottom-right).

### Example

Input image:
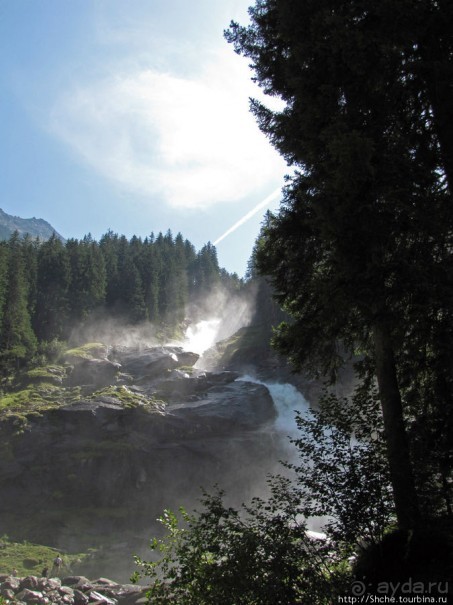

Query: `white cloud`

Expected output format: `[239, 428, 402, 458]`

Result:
[50, 51, 286, 209]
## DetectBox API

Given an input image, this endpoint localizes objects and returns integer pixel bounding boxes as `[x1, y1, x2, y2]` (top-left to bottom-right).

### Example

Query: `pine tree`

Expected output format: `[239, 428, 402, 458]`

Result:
[99, 230, 120, 309]
[34, 234, 71, 341]
[0, 241, 9, 332]
[67, 236, 106, 320]
[0, 233, 37, 365]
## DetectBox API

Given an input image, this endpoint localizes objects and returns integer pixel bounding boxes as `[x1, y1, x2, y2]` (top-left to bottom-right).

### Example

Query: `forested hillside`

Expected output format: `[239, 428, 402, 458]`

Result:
[0, 230, 240, 370]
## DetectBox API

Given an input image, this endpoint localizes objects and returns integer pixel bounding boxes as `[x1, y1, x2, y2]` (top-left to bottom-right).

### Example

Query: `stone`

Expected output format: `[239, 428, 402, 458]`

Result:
[15, 588, 43, 603]
[20, 576, 40, 590]
[2, 576, 21, 590]
[44, 590, 60, 602]
[67, 359, 121, 388]
[1, 588, 16, 599]
[39, 578, 61, 591]
[59, 586, 74, 596]
[91, 579, 117, 587]
[69, 579, 94, 593]
[88, 591, 117, 605]
[73, 589, 89, 605]
[61, 577, 89, 587]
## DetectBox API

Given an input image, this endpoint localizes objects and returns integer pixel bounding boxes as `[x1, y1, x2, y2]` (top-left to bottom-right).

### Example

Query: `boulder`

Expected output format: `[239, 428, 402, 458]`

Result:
[39, 578, 62, 591]
[152, 371, 239, 403]
[1, 588, 16, 599]
[113, 346, 199, 382]
[59, 586, 75, 596]
[2, 576, 21, 590]
[88, 591, 117, 605]
[73, 589, 90, 605]
[67, 359, 121, 388]
[20, 576, 40, 590]
[15, 588, 43, 603]
[61, 577, 90, 588]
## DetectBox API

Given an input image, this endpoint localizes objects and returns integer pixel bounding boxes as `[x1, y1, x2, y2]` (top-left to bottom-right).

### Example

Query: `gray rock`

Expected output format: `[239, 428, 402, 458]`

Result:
[73, 589, 90, 605]
[67, 359, 121, 388]
[61, 577, 90, 587]
[59, 586, 74, 596]
[15, 588, 43, 603]
[70, 579, 94, 593]
[91, 579, 118, 587]
[114, 346, 198, 381]
[20, 576, 40, 590]
[88, 591, 117, 605]
[39, 578, 61, 591]
[44, 590, 61, 602]
[1, 588, 16, 599]
[2, 576, 21, 590]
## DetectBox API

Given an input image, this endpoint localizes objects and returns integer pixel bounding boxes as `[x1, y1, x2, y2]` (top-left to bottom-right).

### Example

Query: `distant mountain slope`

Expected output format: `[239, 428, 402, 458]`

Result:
[0, 207, 65, 241]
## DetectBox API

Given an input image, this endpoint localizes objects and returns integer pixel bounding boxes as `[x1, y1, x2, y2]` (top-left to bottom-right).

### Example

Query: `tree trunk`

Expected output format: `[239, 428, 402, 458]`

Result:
[373, 321, 421, 529]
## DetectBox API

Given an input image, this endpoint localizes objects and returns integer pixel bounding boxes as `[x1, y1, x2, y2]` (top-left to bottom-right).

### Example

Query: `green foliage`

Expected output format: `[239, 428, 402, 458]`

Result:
[34, 234, 71, 342]
[290, 386, 394, 546]
[0, 232, 37, 367]
[37, 338, 67, 364]
[134, 488, 349, 605]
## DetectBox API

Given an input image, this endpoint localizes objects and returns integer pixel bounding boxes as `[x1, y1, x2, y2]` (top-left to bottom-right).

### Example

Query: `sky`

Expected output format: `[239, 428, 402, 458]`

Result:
[0, 0, 289, 276]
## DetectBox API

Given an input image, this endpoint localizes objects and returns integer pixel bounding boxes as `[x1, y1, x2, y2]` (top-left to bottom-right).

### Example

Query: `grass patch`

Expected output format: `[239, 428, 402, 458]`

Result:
[0, 536, 89, 577]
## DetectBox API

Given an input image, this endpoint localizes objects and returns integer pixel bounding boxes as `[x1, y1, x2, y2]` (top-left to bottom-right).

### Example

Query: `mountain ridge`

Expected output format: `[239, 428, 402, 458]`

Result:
[0, 207, 65, 241]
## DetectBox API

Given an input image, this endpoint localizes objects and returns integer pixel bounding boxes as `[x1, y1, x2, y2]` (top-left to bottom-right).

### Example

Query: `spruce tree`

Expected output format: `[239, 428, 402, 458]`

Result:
[227, 0, 453, 528]
[0, 233, 37, 365]
[34, 234, 71, 341]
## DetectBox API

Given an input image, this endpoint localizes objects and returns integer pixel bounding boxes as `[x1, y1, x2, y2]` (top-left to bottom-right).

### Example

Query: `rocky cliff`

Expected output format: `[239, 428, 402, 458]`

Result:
[0, 343, 285, 581]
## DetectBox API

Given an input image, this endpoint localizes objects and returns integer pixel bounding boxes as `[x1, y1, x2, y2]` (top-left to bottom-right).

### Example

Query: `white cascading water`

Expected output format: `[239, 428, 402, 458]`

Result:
[183, 320, 327, 536]
[237, 374, 309, 437]
[237, 375, 328, 537]
[182, 318, 221, 355]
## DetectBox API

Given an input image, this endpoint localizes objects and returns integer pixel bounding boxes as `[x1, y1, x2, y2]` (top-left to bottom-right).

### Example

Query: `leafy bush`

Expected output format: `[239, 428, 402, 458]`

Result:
[289, 385, 394, 547]
[133, 486, 348, 605]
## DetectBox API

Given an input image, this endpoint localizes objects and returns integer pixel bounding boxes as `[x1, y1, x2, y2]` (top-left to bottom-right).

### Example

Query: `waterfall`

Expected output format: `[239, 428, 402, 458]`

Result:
[237, 375, 328, 537]
[182, 318, 221, 355]
[237, 375, 309, 436]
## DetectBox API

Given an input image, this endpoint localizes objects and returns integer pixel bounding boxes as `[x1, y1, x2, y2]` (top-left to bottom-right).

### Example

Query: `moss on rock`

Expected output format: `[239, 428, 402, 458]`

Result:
[64, 343, 108, 362]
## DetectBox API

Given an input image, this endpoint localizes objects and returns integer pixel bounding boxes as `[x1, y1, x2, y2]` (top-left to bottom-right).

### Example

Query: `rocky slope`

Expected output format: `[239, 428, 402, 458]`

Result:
[0, 343, 284, 581]
[0, 208, 65, 242]
[0, 573, 146, 605]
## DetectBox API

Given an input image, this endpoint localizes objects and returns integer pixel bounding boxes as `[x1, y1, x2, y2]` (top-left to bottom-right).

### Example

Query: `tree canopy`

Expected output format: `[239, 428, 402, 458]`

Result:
[226, 0, 453, 528]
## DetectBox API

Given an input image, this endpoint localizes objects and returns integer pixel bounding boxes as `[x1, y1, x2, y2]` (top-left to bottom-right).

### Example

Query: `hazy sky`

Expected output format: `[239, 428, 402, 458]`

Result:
[0, 0, 288, 276]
